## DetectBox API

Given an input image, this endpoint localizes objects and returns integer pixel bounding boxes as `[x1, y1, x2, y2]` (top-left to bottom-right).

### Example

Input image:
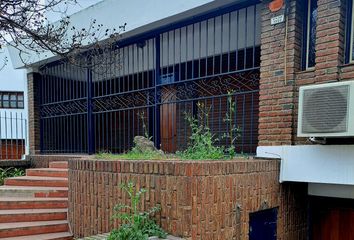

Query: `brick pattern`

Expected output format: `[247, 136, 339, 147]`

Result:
[314, 0, 344, 84]
[68, 158, 307, 240]
[27, 72, 41, 155]
[27, 155, 85, 168]
[259, 2, 298, 146]
[259, 0, 352, 146]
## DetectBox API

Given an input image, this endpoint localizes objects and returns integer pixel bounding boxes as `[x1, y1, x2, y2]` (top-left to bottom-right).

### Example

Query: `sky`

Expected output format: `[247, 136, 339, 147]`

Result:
[46, 0, 103, 22]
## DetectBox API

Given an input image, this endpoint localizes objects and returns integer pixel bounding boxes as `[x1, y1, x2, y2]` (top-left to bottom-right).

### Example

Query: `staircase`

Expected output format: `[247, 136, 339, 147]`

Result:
[0, 161, 72, 240]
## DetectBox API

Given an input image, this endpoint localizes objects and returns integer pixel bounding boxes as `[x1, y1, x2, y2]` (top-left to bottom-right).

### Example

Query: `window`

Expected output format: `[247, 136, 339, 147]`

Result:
[302, 0, 317, 69]
[0, 92, 24, 109]
[346, 0, 354, 63]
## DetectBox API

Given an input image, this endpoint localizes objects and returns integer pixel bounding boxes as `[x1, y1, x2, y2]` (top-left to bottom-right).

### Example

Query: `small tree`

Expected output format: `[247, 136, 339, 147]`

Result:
[0, 0, 125, 68]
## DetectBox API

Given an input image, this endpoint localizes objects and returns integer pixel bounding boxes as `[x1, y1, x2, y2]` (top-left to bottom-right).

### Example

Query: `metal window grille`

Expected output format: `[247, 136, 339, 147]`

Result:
[39, 3, 261, 155]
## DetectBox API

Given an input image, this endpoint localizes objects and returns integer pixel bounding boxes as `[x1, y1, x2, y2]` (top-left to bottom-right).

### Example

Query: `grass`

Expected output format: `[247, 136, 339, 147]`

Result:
[95, 151, 169, 160]
[0, 167, 25, 185]
[95, 151, 250, 161]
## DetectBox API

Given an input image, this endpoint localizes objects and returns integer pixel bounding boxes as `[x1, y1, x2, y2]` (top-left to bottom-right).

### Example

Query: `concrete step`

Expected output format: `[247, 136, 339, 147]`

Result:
[0, 232, 72, 240]
[0, 208, 67, 223]
[0, 186, 68, 198]
[49, 162, 68, 169]
[26, 168, 68, 178]
[0, 198, 68, 210]
[4, 176, 68, 187]
[0, 220, 69, 238]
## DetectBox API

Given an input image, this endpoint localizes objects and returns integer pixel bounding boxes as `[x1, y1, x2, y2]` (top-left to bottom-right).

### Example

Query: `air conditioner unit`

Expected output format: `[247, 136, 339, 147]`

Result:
[298, 80, 354, 137]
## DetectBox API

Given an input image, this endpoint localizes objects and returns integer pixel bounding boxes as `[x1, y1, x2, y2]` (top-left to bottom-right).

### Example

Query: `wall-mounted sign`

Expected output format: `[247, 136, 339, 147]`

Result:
[271, 15, 285, 25]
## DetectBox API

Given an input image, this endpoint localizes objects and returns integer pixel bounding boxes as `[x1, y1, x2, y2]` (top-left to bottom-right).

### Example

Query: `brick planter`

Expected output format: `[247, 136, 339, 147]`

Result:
[68, 158, 306, 239]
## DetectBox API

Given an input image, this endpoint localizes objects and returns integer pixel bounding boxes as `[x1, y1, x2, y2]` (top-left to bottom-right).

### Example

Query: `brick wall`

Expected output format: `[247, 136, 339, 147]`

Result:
[27, 72, 41, 154]
[259, 0, 352, 146]
[68, 158, 308, 240]
[27, 154, 85, 168]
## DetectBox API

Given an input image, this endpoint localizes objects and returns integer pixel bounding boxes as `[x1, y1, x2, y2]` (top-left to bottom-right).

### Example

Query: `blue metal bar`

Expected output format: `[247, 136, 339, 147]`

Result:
[87, 66, 95, 154]
[154, 35, 161, 148]
[156, 67, 260, 87]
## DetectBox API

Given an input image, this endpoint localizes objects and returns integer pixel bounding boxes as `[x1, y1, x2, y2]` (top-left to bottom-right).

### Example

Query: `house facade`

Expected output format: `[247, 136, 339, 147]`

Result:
[0, 47, 28, 159]
[8, 0, 354, 239]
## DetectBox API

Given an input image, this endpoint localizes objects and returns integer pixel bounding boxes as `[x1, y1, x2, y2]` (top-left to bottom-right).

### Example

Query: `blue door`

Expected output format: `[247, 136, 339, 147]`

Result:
[249, 208, 278, 240]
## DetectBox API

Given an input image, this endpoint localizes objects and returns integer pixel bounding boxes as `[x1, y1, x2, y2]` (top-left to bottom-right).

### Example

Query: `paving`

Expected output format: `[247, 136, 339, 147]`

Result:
[0, 161, 72, 239]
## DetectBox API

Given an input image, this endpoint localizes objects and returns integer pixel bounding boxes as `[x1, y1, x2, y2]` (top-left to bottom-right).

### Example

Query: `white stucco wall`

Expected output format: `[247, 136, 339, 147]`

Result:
[0, 47, 28, 155]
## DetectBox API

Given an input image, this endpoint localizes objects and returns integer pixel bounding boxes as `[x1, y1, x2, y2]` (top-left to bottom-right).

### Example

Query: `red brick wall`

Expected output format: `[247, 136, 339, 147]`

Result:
[27, 72, 41, 154]
[68, 158, 308, 239]
[259, 0, 351, 146]
[27, 155, 85, 168]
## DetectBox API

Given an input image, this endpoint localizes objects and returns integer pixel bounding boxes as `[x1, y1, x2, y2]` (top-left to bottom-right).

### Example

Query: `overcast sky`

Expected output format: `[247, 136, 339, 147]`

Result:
[46, 0, 103, 22]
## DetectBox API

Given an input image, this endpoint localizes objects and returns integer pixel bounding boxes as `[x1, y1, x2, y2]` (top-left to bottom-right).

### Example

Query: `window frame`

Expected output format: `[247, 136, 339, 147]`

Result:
[346, 0, 354, 63]
[0, 92, 24, 109]
[302, 0, 317, 70]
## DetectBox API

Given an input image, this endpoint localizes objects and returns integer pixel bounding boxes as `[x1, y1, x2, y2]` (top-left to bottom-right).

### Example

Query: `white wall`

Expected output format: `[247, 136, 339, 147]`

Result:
[257, 145, 354, 185]
[0, 47, 28, 155]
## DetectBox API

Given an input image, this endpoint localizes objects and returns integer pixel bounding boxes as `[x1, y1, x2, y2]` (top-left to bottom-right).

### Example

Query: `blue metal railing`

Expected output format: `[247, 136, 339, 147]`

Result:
[0, 112, 27, 160]
[39, 3, 261, 155]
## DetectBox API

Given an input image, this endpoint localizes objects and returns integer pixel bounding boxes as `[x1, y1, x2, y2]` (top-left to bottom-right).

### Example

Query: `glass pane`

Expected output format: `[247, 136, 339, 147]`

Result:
[3, 100, 9, 108]
[307, 0, 317, 68]
[18, 101, 24, 108]
[10, 101, 16, 108]
[18, 94, 24, 101]
[10, 94, 16, 101]
[3, 94, 9, 101]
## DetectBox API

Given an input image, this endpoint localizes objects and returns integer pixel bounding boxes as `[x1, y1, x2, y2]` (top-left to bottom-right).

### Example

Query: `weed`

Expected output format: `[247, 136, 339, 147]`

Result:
[108, 181, 167, 240]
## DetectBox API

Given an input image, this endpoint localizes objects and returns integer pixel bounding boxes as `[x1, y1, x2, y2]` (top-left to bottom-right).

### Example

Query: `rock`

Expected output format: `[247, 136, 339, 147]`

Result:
[133, 136, 158, 152]
[148, 237, 159, 240]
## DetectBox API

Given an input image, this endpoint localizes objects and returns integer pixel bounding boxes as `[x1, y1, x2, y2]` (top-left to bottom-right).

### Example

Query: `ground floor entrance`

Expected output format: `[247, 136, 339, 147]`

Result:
[311, 197, 354, 240]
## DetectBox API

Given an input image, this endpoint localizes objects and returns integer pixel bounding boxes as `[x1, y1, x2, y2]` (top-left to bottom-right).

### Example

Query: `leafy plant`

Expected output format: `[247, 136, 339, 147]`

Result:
[108, 181, 167, 240]
[0, 167, 25, 185]
[222, 92, 242, 158]
[177, 102, 224, 160]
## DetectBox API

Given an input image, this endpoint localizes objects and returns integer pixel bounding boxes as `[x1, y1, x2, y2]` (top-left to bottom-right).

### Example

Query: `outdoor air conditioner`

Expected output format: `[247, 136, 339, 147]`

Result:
[297, 80, 354, 137]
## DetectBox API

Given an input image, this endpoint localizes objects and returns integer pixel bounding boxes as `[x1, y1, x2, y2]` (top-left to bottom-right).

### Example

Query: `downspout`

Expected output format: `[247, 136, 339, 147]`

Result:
[284, 0, 290, 85]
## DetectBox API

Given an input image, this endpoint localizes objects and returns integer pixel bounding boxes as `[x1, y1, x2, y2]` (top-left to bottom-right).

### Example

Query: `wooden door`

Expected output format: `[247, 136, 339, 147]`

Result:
[160, 88, 177, 152]
[312, 198, 354, 240]
[313, 208, 354, 240]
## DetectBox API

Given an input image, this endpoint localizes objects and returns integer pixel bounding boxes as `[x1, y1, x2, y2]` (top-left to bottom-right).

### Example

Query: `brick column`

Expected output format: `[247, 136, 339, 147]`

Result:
[259, 1, 299, 146]
[27, 71, 41, 154]
[315, 0, 346, 83]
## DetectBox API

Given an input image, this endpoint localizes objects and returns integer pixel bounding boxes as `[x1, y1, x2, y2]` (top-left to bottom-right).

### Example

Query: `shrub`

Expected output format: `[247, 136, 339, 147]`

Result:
[0, 167, 25, 185]
[108, 181, 167, 240]
[177, 103, 224, 160]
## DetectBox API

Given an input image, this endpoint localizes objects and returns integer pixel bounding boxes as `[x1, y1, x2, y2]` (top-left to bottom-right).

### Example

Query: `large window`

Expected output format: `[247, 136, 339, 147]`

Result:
[0, 92, 24, 109]
[302, 0, 317, 69]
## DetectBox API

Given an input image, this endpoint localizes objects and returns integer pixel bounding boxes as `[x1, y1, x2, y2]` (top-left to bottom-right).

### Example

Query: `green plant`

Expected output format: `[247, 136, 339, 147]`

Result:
[96, 150, 167, 160]
[108, 181, 167, 240]
[137, 111, 150, 140]
[0, 167, 25, 185]
[222, 92, 242, 158]
[177, 103, 224, 160]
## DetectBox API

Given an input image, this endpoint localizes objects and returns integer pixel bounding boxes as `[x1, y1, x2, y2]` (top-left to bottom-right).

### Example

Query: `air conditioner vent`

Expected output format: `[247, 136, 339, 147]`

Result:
[302, 86, 349, 133]
[298, 80, 354, 137]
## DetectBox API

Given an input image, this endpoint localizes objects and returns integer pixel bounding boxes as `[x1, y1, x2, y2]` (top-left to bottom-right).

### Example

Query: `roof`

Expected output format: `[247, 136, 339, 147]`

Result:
[8, 0, 248, 69]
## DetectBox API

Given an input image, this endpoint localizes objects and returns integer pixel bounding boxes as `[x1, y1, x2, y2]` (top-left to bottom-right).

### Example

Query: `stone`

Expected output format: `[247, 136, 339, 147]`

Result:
[133, 136, 159, 153]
